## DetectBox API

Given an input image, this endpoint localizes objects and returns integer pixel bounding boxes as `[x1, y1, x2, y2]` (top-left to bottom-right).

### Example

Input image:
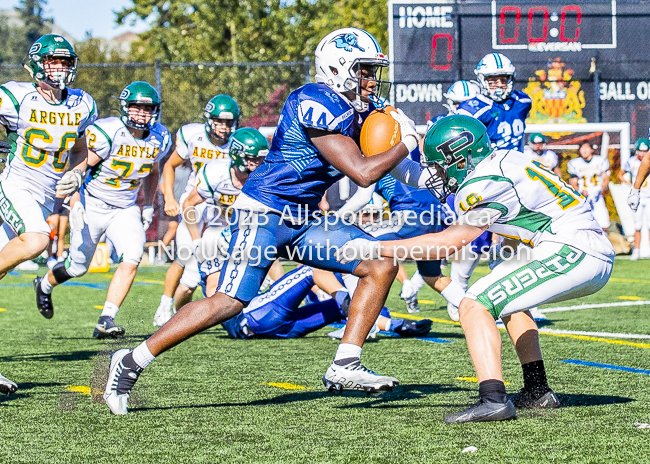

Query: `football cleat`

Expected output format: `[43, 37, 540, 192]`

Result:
[103, 349, 141, 415]
[17, 260, 39, 271]
[33, 276, 54, 319]
[93, 316, 125, 339]
[528, 307, 547, 322]
[447, 302, 460, 322]
[322, 360, 399, 394]
[394, 319, 432, 338]
[0, 373, 17, 395]
[402, 294, 420, 313]
[511, 388, 560, 409]
[328, 323, 379, 340]
[444, 399, 517, 424]
[152, 302, 173, 327]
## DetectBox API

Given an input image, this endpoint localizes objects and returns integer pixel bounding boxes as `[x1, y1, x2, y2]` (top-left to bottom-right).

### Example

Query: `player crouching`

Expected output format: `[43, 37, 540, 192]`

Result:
[337, 115, 614, 423]
[34, 81, 171, 338]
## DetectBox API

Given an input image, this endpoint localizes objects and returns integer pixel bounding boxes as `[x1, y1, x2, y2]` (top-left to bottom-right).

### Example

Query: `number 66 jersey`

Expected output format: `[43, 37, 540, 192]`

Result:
[454, 149, 614, 261]
[0, 81, 97, 210]
[84, 116, 171, 208]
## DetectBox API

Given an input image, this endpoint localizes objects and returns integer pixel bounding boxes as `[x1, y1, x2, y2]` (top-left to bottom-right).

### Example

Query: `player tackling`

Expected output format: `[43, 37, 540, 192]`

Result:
[337, 115, 615, 423]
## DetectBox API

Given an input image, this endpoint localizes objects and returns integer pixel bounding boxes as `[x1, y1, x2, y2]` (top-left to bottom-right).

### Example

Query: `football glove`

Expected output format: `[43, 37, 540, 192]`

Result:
[56, 169, 84, 197]
[69, 202, 87, 231]
[142, 206, 154, 231]
[628, 189, 641, 212]
[335, 238, 380, 264]
[390, 108, 419, 153]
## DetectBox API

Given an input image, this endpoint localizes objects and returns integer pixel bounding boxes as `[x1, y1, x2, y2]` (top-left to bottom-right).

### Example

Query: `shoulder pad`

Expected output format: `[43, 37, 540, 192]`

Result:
[92, 116, 122, 135]
[512, 90, 532, 104]
[456, 96, 489, 115]
[297, 83, 354, 132]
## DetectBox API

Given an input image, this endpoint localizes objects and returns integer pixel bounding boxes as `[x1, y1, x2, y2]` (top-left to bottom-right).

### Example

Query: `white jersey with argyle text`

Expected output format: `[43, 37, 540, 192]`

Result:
[0, 81, 97, 209]
[454, 149, 612, 261]
[195, 162, 241, 227]
[84, 116, 171, 208]
[523, 146, 559, 170]
[566, 155, 610, 197]
[175, 122, 230, 195]
[623, 155, 650, 198]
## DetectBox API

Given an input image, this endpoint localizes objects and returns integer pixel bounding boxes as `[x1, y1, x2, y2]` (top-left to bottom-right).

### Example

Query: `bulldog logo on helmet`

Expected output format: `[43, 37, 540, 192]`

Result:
[331, 33, 365, 52]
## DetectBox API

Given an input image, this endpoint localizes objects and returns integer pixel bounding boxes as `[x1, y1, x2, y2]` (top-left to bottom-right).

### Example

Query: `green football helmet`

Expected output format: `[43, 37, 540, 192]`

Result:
[119, 81, 161, 130]
[204, 95, 240, 138]
[635, 138, 650, 152]
[229, 128, 269, 173]
[24, 34, 77, 89]
[421, 115, 493, 202]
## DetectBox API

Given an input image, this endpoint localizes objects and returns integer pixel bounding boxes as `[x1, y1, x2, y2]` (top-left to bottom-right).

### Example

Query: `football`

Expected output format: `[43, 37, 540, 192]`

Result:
[360, 105, 401, 157]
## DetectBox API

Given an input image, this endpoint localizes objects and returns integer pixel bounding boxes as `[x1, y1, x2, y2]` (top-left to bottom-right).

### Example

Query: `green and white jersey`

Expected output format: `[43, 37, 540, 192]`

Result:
[623, 156, 650, 198]
[85, 116, 171, 208]
[0, 81, 97, 209]
[523, 146, 558, 170]
[454, 149, 612, 260]
[195, 162, 241, 227]
[176, 122, 230, 196]
[567, 155, 610, 196]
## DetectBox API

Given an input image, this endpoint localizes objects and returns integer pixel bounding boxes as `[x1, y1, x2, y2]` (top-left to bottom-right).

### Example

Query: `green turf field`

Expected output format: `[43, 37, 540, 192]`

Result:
[1, 259, 649, 463]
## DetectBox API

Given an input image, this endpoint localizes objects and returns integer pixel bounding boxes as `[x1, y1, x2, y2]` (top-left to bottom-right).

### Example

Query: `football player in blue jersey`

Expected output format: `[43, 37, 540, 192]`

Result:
[103, 27, 424, 415]
[456, 53, 531, 151]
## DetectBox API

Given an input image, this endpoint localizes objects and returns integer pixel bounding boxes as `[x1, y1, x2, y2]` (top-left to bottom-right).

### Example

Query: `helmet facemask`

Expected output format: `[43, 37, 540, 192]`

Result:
[207, 117, 236, 143]
[30, 55, 77, 90]
[342, 61, 391, 112]
[122, 102, 159, 131]
[477, 74, 514, 103]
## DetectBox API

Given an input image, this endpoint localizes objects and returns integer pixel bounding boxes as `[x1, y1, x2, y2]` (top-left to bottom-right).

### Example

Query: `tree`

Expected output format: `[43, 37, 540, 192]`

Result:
[17, 0, 49, 47]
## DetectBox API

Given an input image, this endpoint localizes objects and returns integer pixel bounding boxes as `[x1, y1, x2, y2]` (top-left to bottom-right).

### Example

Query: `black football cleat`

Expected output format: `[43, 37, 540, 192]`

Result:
[394, 319, 432, 338]
[93, 316, 125, 339]
[444, 399, 517, 424]
[33, 276, 54, 319]
[511, 388, 560, 409]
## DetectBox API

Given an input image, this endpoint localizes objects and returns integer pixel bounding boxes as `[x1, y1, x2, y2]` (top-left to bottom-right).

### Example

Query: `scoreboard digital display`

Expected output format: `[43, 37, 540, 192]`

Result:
[389, 0, 650, 135]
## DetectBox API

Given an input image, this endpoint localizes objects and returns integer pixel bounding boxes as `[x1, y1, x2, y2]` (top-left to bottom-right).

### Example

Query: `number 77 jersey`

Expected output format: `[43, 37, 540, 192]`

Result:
[454, 149, 610, 260]
[0, 81, 97, 209]
[84, 116, 171, 208]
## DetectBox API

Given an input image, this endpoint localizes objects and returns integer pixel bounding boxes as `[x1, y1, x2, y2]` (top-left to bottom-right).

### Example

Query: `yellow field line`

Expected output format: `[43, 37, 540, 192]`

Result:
[457, 376, 510, 385]
[264, 382, 309, 390]
[66, 385, 103, 395]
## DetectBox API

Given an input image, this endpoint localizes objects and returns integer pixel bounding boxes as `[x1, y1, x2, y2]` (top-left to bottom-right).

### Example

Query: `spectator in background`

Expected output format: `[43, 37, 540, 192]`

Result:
[524, 133, 561, 175]
[567, 141, 611, 232]
[619, 138, 650, 260]
[45, 197, 70, 269]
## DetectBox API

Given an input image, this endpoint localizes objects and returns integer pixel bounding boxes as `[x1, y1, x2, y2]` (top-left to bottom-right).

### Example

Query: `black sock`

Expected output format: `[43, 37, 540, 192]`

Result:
[522, 360, 550, 396]
[116, 352, 143, 395]
[478, 379, 507, 404]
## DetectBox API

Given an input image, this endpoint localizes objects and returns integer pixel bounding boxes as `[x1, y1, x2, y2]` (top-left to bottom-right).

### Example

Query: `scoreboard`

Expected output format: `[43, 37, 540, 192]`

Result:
[389, 0, 650, 137]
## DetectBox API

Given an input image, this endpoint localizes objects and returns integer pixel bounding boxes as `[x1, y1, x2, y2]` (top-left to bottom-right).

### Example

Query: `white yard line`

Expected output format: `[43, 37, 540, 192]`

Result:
[539, 300, 650, 314]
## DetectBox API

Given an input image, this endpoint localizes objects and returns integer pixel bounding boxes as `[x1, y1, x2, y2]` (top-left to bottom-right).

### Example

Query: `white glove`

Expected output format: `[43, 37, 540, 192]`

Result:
[56, 169, 83, 197]
[69, 202, 87, 231]
[390, 108, 419, 152]
[142, 206, 154, 231]
[335, 238, 380, 265]
[217, 228, 232, 257]
[628, 189, 641, 212]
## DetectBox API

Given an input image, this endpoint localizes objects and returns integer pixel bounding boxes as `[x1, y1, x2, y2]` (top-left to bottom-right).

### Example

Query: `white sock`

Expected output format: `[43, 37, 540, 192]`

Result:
[400, 279, 414, 299]
[334, 343, 362, 361]
[40, 277, 54, 295]
[441, 280, 466, 308]
[132, 341, 156, 369]
[101, 301, 120, 319]
[410, 271, 426, 292]
[160, 294, 173, 308]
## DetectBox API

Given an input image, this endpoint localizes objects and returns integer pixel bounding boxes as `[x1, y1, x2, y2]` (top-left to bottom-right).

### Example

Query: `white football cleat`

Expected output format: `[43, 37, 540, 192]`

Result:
[447, 302, 460, 322]
[328, 323, 379, 340]
[104, 349, 140, 415]
[0, 373, 17, 395]
[153, 300, 173, 327]
[323, 360, 399, 394]
[631, 249, 640, 261]
[528, 307, 546, 321]
[16, 260, 39, 271]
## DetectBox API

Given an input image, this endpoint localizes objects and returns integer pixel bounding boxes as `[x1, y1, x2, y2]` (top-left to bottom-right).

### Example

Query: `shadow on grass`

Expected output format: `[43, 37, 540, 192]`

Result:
[0, 382, 67, 404]
[130, 383, 473, 413]
[555, 393, 635, 407]
[0, 350, 99, 362]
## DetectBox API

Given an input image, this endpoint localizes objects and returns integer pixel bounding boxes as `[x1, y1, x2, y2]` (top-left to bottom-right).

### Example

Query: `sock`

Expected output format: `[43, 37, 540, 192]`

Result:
[160, 294, 173, 308]
[521, 360, 550, 396]
[410, 271, 425, 293]
[478, 379, 507, 404]
[101, 301, 119, 319]
[132, 341, 156, 369]
[388, 319, 405, 333]
[400, 279, 414, 299]
[334, 343, 362, 365]
[117, 352, 143, 395]
[441, 280, 466, 308]
[40, 277, 54, 295]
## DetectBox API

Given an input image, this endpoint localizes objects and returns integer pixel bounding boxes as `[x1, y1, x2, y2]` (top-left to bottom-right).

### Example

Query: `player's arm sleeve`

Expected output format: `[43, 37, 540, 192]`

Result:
[297, 92, 353, 133]
[85, 124, 112, 160]
[457, 207, 503, 227]
[603, 156, 611, 175]
[78, 98, 98, 135]
[175, 127, 190, 159]
[195, 164, 215, 200]
[337, 183, 375, 215]
[0, 85, 20, 130]
[389, 157, 434, 189]
[455, 179, 510, 227]
[157, 130, 173, 162]
[548, 150, 559, 169]
[566, 161, 578, 178]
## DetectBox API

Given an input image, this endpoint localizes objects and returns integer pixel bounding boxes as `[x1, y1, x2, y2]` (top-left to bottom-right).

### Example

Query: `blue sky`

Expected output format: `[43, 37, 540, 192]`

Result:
[0, 0, 149, 40]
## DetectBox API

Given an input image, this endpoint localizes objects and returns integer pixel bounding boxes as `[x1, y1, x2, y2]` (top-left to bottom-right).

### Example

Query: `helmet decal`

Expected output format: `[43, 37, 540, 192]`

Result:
[331, 33, 365, 52]
[29, 43, 42, 55]
[436, 131, 475, 166]
[119, 89, 130, 99]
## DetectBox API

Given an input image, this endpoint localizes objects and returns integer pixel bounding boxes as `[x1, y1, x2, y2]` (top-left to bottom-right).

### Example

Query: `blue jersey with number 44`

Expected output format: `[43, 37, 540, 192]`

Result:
[456, 90, 531, 150]
[243, 83, 373, 215]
